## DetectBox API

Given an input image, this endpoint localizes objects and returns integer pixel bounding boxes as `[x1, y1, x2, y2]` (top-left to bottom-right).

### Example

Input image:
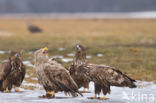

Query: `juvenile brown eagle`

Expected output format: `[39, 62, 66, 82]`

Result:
[34, 47, 83, 98]
[0, 51, 26, 92]
[70, 44, 136, 100]
[27, 22, 43, 33]
[69, 44, 90, 93]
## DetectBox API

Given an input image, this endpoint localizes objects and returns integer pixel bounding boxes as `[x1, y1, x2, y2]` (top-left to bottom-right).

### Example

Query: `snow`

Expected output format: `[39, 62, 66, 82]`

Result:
[0, 50, 6, 54]
[86, 56, 92, 59]
[62, 58, 73, 62]
[23, 61, 34, 67]
[0, 81, 155, 103]
[67, 53, 74, 57]
[51, 56, 63, 59]
[97, 53, 103, 57]
[58, 48, 65, 51]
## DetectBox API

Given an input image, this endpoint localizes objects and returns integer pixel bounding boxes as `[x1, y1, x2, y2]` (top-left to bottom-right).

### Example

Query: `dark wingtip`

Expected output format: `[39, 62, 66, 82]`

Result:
[78, 91, 83, 97]
[130, 83, 137, 88]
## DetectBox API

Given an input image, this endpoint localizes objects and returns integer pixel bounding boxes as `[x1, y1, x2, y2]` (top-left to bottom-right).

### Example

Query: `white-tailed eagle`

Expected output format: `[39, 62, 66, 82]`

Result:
[0, 51, 26, 92]
[34, 47, 83, 98]
[69, 44, 136, 100]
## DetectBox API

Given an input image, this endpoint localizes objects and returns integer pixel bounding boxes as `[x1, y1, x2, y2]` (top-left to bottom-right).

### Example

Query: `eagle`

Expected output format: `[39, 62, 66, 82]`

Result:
[69, 45, 90, 93]
[34, 47, 83, 98]
[27, 22, 43, 33]
[0, 51, 26, 92]
[70, 44, 136, 100]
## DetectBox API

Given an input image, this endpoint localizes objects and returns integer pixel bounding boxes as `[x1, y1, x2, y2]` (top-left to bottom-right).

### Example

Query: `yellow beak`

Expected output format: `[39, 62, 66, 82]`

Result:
[43, 47, 48, 51]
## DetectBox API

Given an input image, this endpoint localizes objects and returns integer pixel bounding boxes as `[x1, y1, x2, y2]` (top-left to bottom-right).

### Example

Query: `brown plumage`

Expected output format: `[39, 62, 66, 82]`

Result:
[74, 44, 86, 64]
[27, 22, 43, 33]
[70, 44, 136, 99]
[88, 64, 136, 99]
[0, 51, 26, 92]
[69, 44, 90, 92]
[34, 48, 83, 98]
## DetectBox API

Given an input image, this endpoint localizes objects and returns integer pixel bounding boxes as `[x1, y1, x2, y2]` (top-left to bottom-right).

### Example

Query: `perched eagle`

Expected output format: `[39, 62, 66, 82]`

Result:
[70, 44, 136, 100]
[34, 47, 83, 98]
[27, 22, 43, 33]
[69, 44, 90, 93]
[0, 51, 26, 92]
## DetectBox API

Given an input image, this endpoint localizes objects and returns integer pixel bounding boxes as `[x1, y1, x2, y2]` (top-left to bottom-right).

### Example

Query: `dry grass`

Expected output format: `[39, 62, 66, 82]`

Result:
[0, 18, 156, 86]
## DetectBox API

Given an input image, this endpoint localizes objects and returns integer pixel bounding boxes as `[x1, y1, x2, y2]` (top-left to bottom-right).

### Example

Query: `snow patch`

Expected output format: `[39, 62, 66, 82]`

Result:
[62, 58, 73, 62]
[97, 53, 103, 57]
[23, 61, 34, 67]
[0, 50, 6, 54]
[67, 53, 74, 57]
[58, 48, 65, 51]
[86, 56, 92, 59]
[0, 81, 156, 103]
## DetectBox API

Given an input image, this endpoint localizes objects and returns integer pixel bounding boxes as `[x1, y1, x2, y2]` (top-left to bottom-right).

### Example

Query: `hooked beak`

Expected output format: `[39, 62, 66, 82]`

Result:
[42, 47, 48, 55]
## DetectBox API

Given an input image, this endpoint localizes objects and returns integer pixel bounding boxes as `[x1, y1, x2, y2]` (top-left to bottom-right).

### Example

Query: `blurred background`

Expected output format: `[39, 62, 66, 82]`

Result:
[0, 0, 155, 89]
[0, 0, 156, 13]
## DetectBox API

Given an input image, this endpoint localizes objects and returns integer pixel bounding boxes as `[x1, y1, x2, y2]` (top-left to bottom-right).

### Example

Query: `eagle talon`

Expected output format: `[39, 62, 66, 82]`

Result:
[39, 95, 46, 98]
[3, 88, 10, 93]
[46, 91, 55, 98]
[15, 87, 21, 93]
[88, 94, 97, 99]
[99, 95, 107, 100]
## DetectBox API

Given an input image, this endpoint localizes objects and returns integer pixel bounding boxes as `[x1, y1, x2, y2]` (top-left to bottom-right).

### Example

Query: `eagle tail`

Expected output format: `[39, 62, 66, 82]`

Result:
[128, 80, 137, 88]
[0, 80, 3, 90]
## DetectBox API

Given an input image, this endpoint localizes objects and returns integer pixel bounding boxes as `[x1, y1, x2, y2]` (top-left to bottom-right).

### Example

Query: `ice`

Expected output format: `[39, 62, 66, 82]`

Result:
[23, 61, 34, 67]
[58, 48, 65, 51]
[62, 58, 73, 62]
[0, 81, 155, 103]
[97, 53, 103, 57]
[86, 56, 92, 59]
[0, 50, 6, 54]
[51, 56, 63, 59]
[67, 53, 74, 57]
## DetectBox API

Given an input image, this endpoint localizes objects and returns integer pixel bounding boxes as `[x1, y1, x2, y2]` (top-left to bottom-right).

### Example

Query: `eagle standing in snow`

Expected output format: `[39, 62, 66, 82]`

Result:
[0, 51, 26, 92]
[34, 47, 83, 98]
[70, 45, 136, 100]
[69, 45, 90, 93]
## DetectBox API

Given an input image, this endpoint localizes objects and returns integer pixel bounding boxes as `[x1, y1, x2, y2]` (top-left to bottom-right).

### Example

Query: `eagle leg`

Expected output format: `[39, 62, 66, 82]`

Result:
[99, 95, 107, 100]
[88, 93, 97, 99]
[3, 87, 10, 93]
[46, 91, 55, 98]
[82, 88, 86, 92]
[15, 87, 21, 93]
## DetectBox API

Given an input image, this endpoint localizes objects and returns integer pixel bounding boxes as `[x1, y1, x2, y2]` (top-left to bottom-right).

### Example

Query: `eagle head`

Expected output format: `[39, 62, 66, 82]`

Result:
[42, 47, 48, 55]
[34, 47, 49, 64]
[75, 45, 82, 52]
[9, 51, 22, 61]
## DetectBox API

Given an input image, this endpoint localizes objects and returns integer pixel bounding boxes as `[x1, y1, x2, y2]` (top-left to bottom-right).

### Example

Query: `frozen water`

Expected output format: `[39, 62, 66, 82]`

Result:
[58, 48, 65, 51]
[0, 81, 155, 103]
[0, 50, 6, 54]
[23, 61, 34, 67]
[67, 53, 74, 57]
[51, 56, 63, 59]
[86, 56, 92, 59]
[62, 58, 73, 62]
[97, 53, 103, 57]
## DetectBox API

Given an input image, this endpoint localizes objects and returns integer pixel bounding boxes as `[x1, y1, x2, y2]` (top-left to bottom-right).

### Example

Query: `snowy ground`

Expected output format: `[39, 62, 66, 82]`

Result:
[0, 81, 156, 103]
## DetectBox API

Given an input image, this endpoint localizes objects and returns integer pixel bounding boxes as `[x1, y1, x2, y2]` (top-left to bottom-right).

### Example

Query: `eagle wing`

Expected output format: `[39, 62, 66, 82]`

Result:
[0, 61, 11, 89]
[21, 64, 26, 82]
[44, 64, 82, 96]
[90, 65, 136, 88]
